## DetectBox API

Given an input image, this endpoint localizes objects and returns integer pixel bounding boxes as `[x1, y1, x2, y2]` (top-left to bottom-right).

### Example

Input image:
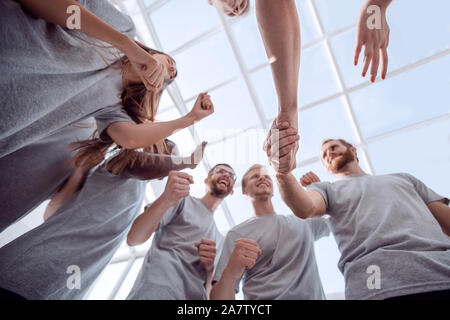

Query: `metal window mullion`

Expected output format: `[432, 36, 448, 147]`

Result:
[142, 0, 170, 14]
[347, 48, 450, 95]
[136, 0, 236, 229]
[115, 0, 145, 43]
[309, 0, 375, 175]
[107, 255, 137, 300]
[366, 112, 450, 144]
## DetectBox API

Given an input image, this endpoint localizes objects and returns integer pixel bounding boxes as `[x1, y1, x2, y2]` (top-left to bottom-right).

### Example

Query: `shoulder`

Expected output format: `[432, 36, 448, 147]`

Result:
[379, 172, 420, 185]
[391, 172, 416, 181]
[306, 181, 331, 192]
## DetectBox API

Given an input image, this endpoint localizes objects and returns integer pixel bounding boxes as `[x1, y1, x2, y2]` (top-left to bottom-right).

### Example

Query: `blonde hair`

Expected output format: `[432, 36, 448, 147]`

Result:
[241, 164, 265, 190]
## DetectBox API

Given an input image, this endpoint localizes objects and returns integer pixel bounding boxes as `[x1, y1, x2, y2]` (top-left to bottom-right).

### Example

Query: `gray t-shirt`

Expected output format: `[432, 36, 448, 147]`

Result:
[0, 167, 146, 299]
[0, 104, 133, 232]
[0, 0, 134, 157]
[127, 196, 224, 300]
[0, 119, 95, 232]
[213, 213, 330, 300]
[307, 173, 450, 300]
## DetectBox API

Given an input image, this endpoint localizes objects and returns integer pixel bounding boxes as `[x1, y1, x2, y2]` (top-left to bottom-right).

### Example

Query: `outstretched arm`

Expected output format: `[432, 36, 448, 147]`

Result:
[107, 93, 214, 149]
[17, 0, 165, 91]
[255, 0, 301, 129]
[255, 0, 300, 173]
[276, 172, 326, 219]
[122, 142, 208, 180]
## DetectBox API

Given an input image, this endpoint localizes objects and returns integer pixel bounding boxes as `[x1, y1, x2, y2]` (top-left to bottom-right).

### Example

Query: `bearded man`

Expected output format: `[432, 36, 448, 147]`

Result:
[126, 164, 236, 300]
[266, 128, 450, 300]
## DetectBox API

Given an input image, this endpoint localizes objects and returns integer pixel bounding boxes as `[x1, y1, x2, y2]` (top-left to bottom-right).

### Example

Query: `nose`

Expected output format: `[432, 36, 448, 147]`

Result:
[258, 176, 268, 185]
[325, 149, 333, 161]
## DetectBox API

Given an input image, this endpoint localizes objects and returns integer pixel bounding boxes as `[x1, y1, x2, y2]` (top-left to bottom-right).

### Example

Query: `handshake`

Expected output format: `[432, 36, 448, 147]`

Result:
[263, 120, 300, 175]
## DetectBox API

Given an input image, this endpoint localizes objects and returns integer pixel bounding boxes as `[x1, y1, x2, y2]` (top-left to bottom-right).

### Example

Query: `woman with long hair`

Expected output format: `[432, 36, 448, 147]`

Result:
[0, 91, 213, 299]
[0, 0, 178, 157]
[0, 0, 217, 231]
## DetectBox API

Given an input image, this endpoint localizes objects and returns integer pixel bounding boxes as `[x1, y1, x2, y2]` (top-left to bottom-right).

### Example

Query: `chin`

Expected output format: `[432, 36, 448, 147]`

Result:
[254, 190, 272, 198]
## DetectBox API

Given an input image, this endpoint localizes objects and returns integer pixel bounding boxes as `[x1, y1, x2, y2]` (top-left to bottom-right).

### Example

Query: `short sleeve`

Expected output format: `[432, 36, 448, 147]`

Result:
[156, 197, 186, 230]
[82, 0, 136, 37]
[400, 173, 449, 205]
[305, 217, 331, 241]
[306, 181, 330, 210]
[212, 230, 242, 294]
[94, 104, 134, 143]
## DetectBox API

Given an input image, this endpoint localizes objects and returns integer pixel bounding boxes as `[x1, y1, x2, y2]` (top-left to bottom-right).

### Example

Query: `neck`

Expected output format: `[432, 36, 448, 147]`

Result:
[200, 192, 224, 212]
[336, 161, 366, 178]
[251, 197, 275, 216]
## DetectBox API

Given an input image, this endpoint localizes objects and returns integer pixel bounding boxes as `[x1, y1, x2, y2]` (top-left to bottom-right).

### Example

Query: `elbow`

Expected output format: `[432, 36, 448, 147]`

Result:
[291, 208, 310, 219]
[442, 227, 450, 237]
[290, 203, 317, 219]
[107, 124, 142, 150]
[116, 136, 140, 150]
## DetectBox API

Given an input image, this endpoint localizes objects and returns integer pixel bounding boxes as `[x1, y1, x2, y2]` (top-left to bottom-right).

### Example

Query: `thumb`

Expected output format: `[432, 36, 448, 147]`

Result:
[195, 242, 200, 248]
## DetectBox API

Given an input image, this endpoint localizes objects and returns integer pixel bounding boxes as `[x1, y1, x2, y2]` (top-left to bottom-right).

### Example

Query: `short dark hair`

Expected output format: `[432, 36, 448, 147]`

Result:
[322, 138, 359, 162]
[208, 163, 235, 177]
[322, 138, 354, 149]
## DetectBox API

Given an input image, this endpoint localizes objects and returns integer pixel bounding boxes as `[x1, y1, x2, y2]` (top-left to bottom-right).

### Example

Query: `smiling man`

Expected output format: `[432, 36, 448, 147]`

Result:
[126, 164, 236, 300]
[210, 164, 330, 300]
[272, 136, 450, 300]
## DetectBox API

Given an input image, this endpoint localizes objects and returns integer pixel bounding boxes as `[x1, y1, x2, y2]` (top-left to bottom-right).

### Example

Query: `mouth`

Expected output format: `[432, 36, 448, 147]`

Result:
[217, 179, 229, 188]
[257, 182, 269, 188]
[328, 154, 341, 164]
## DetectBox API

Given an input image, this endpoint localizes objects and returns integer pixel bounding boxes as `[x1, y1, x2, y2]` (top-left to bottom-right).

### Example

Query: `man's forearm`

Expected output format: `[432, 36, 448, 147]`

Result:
[210, 272, 237, 300]
[255, 0, 300, 127]
[121, 154, 195, 180]
[366, 0, 392, 10]
[276, 173, 317, 218]
[127, 194, 173, 246]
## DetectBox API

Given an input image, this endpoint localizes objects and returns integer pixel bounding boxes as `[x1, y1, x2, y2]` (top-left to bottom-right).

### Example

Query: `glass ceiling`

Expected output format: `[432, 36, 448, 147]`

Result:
[0, 0, 448, 300]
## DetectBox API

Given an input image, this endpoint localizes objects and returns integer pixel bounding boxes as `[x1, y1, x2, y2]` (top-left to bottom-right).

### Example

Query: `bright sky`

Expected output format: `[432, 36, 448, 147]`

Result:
[0, 0, 448, 300]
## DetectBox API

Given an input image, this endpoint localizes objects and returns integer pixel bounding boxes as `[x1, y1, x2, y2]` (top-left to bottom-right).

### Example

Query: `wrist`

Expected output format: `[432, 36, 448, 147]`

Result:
[183, 113, 196, 126]
[115, 34, 138, 56]
[159, 192, 177, 208]
[366, 0, 391, 10]
[276, 171, 293, 182]
[222, 265, 240, 282]
[277, 111, 298, 130]
[205, 265, 214, 276]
